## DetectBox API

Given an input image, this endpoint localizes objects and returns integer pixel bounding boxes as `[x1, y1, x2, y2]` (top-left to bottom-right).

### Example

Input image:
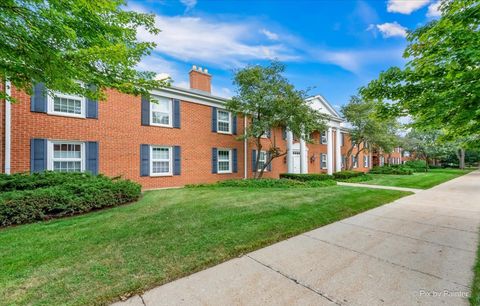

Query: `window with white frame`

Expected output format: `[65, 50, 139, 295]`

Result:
[49, 141, 84, 172]
[151, 97, 172, 126]
[380, 156, 385, 166]
[342, 155, 346, 168]
[364, 155, 369, 167]
[353, 156, 358, 168]
[217, 149, 232, 173]
[320, 153, 327, 169]
[321, 131, 327, 144]
[340, 133, 344, 146]
[151, 146, 172, 175]
[257, 151, 268, 171]
[217, 110, 231, 133]
[48, 92, 86, 117]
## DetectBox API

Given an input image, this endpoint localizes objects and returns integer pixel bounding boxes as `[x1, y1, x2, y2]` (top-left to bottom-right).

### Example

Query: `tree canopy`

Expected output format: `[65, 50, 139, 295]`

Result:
[226, 61, 327, 178]
[341, 95, 399, 169]
[360, 0, 479, 147]
[1, 0, 166, 101]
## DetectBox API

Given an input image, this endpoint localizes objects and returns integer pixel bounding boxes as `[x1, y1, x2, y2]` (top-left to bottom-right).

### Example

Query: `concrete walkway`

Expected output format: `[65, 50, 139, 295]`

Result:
[337, 181, 423, 193]
[114, 171, 480, 306]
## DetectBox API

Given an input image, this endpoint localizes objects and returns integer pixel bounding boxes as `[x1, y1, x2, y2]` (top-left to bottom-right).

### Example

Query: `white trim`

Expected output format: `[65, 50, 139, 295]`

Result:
[244, 116, 247, 179]
[47, 91, 86, 118]
[150, 97, 173, 128]
[150, 146, 173, 176]
[47, 140, 86, 172]
[149, 86, 227, 109]
[257, 150, 268, 172]
[327, 127, 334, 175]
[217, 148, 232, 174]
[217, 109, 232, 134]
[320, 153, 328, 169]
[4, 80, 11, 174]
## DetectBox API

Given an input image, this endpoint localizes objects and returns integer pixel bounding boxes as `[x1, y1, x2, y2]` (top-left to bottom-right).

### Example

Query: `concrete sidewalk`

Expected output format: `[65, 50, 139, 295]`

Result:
[114, 171, 480, 306]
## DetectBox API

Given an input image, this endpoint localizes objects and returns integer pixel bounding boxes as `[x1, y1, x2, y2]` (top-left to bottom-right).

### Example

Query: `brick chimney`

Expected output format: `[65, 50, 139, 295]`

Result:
[189, 65, 211, 93]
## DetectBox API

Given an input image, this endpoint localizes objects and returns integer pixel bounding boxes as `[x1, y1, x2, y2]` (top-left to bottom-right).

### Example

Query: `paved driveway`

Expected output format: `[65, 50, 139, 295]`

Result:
[114, 171, 480, 306]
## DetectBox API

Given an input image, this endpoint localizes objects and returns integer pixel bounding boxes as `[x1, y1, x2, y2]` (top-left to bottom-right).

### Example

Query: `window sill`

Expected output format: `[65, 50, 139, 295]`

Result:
[46, 112, 86, 119]
[150, 123, 173, 128]
[217, 171, 232, 174]
[217, 131, 232, 135]
[150, 173, 173, 177]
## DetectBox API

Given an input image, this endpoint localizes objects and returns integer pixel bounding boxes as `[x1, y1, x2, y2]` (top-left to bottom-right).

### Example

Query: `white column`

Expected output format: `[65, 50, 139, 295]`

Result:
[335, 129, 342, 172]
[286, 130, 293, 173]
[5, 80, 11, 174]
[327, 127, 334, 175]
[300, 135, 307, 174]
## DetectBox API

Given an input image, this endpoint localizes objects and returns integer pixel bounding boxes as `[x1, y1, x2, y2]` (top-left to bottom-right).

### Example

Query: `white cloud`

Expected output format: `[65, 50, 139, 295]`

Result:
[375, 22, 407, 38]
[135, 13, 299, 68]
[260, 28, 279, 41]
[180, 0, 197, 11]
[427, 1, 442, 17]
[387, 0, 430, 14]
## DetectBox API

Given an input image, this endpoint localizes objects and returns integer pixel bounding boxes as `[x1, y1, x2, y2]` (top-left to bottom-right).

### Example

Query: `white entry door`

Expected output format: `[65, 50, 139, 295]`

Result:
[292, 150, 301, 174]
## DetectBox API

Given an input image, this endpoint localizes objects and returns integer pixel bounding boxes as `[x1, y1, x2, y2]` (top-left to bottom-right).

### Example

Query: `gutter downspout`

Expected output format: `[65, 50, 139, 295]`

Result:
[244, 116, 247, 179]
[4, 80, 11, 174]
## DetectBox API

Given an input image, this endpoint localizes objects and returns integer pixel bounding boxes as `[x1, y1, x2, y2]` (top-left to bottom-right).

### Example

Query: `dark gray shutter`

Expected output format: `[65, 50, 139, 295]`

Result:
[282, 127, 287, 140]
[86, 84, 98, 119]
[140, 144, 150, 176]
[212, 148, 218, 173]
[86, 141, 99, 175]
[252, 150, 257, 172]
[232, 114, 237, 135]
[266, 130, 271, 138]
[141, 96, 150, 126]
[211, 107, 217, 132]
[30, 138, 47, 173]
[267, 152, 272, 171]
[173, 146, 181, 175]
[173, 99, 181, 128]
[31, 83, 47, 113]
[232, 149, 238, 173]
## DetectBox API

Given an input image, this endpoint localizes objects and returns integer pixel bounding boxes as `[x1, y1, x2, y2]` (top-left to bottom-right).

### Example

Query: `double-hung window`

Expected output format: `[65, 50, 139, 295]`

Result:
[364, 155, 369, 168]
[48, 92, 86, 118]
[49, 141, 85, 172]
[258, 151, 267, 171]
[342, 155, 346, 169]
[320, 153, 327, 169]
[151, 97, 172, 127]
[217, 149, 232, 173]
[353, 156, 358, 168]
[321, 131, 327, 144]
[150, 146, 172, 176]
[217, 110, 231, 133]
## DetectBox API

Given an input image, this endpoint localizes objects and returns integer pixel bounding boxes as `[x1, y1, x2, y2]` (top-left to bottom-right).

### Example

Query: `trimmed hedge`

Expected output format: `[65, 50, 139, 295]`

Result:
[332, 170, 365, 180]
[279, 173, 333, 181]
[369, 166, 413, 175]
[186, 178, 337, 188]
[0, 172, 141, 227]
[404, 160, 427, 172]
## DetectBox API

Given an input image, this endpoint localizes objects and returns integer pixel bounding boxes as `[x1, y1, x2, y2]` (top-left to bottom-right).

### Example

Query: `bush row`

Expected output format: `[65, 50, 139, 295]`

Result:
[186, 178, 337, 188]
[332, 170, 365, 180]
[0, 172, 99, 192]
[279, 173, 333, 181]
[0, 173, 141, 227]
[369, 165, 413, 175]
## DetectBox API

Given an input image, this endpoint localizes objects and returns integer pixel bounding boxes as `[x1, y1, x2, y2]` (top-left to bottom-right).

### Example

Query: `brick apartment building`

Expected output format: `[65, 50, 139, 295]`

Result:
[0, 66, 372, 188]
[372, 147, 412, 167]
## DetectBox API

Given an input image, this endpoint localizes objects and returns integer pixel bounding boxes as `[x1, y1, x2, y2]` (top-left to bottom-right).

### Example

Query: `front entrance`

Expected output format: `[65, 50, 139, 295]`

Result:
[292, 150, 301, 173]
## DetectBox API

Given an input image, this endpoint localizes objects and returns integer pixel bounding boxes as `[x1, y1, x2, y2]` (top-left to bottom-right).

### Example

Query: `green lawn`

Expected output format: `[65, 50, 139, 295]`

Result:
[361, 168, 472, 189]
[0, 186, 409, 305]
[472, 237, 480, 306]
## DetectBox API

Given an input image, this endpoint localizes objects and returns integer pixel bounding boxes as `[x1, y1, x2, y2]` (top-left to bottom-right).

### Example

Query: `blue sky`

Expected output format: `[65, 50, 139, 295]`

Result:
[130, 0, 441, 109]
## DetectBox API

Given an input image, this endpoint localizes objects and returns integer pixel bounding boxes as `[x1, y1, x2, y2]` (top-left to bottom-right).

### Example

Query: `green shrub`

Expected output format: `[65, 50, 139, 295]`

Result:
[369, 166, 413, 175]
[404, 160, 427, 172]
[332, 170, 365, 180]
[279, 173, 333, 181]
[0, 173, 141, 227]
[186, 178, 337, 188]
[0, 172, 98, 192]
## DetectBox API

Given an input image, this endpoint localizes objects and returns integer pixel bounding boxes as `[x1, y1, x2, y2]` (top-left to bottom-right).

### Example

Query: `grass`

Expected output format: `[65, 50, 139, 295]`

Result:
[360, 168, 472, 189]
[0, 186, 410, 305]
[471, 237, 480, 306]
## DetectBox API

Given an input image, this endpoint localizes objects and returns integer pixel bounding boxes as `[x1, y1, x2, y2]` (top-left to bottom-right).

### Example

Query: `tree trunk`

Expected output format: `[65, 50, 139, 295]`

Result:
[458, 148, 465, 169]
[253, 138, 262, 179]
[425, 155, 430, 172]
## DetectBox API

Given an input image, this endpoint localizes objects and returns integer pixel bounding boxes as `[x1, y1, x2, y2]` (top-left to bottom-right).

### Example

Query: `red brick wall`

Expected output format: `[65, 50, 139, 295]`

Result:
[9, 87, 246, 188]
[6, 87, 367, 187]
